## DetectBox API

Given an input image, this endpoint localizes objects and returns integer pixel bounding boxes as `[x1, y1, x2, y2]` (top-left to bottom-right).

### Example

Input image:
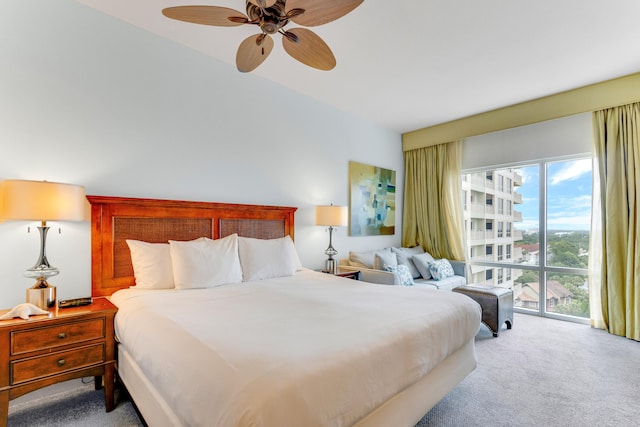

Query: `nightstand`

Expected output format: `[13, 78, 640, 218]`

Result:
[0, 297, 117, 425]
[334, 268, 361, 281]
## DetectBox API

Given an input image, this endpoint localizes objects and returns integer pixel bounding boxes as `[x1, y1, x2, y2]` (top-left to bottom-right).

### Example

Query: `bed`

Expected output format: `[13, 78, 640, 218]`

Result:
[89, 195, 481, 427]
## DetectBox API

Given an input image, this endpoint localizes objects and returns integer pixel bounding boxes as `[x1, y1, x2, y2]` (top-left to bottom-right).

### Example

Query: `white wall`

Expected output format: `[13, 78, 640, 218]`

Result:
[0, 1, 403, 308]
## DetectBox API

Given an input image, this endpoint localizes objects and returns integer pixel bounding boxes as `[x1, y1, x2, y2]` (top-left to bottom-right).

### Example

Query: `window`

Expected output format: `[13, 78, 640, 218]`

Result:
[498, 175, 504, 192]
[461, 157, 592, 322]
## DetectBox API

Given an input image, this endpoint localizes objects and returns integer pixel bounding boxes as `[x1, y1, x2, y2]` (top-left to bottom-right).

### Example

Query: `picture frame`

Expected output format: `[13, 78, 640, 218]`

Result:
[348, 161, 396, 236]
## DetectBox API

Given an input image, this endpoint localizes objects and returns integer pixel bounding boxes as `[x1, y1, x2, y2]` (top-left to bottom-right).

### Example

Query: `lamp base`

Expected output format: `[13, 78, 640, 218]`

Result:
[26, 279, 56, 309]
[324, 258, 337, 274]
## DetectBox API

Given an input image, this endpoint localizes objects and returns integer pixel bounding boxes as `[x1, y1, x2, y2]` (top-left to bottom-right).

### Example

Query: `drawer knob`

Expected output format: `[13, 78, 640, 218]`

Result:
[58, 332, 67, 339]
[57, 359, 66, 367]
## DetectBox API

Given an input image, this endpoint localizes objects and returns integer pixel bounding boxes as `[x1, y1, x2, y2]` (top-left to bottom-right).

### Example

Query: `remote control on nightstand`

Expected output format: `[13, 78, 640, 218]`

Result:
[58, 297, 93, 308]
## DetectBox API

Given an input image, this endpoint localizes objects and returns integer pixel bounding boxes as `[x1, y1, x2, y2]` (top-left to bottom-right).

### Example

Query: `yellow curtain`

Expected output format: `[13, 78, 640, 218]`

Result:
[592, 102, 640, 341]
[402, 141, 466, 260]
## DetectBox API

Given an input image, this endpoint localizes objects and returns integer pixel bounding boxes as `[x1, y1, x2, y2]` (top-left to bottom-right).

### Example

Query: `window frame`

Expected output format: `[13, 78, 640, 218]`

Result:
[461, 154, 591, 325]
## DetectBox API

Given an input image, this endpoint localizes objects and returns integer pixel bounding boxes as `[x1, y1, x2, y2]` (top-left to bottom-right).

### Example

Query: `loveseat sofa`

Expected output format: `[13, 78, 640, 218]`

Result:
[339, 246, 467, 291]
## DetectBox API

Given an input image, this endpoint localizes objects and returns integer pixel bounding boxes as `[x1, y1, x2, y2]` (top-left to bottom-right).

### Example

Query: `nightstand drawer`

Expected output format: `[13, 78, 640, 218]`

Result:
[11, 343, 105, 385]
[11, 318, 105, 355]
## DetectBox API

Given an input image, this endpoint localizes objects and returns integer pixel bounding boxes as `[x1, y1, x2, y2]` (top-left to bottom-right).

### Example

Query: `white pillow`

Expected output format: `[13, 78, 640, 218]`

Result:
[126, 239, 174, 289]
[373, 251, 398, 270]
[392, 246, 425, 279]
[412, 252, 436, 279]
[349, 248, 393, 269]
[169, 234, 243, 289]
[238, 235, 301, 281]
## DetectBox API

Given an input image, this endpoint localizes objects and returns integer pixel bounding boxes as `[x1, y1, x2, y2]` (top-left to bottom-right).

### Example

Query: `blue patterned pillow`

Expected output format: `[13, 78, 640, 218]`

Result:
[384, 264, 414, 286]
[428, 259, 455, 281]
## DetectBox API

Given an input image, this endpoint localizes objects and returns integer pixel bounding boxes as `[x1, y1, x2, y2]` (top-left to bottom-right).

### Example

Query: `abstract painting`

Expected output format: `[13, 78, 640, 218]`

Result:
[349, 161, 396, 236]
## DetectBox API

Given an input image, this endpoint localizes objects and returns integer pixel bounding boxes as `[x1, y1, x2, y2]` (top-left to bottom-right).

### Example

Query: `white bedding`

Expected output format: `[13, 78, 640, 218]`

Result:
[111, 269, 481, 427]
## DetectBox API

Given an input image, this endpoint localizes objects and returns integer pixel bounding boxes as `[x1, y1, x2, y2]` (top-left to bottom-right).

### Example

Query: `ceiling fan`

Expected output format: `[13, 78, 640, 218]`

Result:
[162, 0, 364, 72]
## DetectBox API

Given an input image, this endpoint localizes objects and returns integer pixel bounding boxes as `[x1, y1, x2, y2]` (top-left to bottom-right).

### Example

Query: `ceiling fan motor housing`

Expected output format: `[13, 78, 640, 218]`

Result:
[247, 0, 289, 35]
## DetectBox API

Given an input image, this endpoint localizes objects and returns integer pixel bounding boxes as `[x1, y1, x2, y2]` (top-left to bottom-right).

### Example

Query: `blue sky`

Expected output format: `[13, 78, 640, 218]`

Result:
[515, 158, 592, 231]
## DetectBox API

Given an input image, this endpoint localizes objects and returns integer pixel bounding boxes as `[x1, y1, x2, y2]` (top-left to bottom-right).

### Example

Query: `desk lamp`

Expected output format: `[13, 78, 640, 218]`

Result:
[315, 204, 348, 274]
[0, 180, 85, 309]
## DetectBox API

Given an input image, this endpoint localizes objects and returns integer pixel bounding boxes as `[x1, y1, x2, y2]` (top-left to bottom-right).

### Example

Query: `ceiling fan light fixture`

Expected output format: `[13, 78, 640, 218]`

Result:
[162, 0, 364, 72]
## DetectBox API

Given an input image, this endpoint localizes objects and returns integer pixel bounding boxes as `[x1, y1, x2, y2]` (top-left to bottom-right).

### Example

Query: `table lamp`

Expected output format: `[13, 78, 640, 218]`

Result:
[0, 179, 86, 309]
[315, 204, 348, 273]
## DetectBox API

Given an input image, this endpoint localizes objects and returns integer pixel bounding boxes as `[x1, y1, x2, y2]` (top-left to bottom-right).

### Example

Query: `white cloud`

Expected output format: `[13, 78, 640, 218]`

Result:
[515, 218, 539, 231]
[516, 166, 537, 185]
[550, 159, 591, 185]
[547, 214, 591, 229]
[548, 194, 591, 211]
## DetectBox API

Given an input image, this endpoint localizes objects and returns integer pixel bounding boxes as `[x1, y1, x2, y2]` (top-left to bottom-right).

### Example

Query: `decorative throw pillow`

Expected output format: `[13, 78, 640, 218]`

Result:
[169, 234, 243, 289]
[428, 259, 455, 281]
[349, 248, 392, 269]
[126, 239, 175, 289]
[392, 246, 424, 278]
[383, 264, 414, 286]
[373, 251, 397, 270]
[411, 252, 436, 279]
[238, 235, 300, 281]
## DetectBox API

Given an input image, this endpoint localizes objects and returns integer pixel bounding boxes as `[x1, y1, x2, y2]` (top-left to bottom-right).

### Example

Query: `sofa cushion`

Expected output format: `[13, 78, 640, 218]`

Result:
[414, 274, 466, 291]
[411, 252, 436, 279]
[373, 251, 398, 270]
[429, 259, 455, 281]
[391, 246, 424, 278]
[349, 248, 393, 269]
[383, 264, 414, 286]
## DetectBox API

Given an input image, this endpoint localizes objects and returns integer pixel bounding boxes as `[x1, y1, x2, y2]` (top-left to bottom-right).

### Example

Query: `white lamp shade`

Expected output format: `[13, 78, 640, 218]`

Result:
[316, 205, 348, 227]
[0, 179, 86, 222]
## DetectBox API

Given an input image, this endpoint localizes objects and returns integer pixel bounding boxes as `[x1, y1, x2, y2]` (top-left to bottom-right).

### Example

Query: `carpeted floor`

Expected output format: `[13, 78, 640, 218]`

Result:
[8, 313, 640, 426]
[8, 383, 143, 427]
[416, 313, 640, 427]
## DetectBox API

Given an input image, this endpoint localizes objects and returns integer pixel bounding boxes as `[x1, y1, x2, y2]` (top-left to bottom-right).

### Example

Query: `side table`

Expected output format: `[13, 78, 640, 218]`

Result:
[0, 297, 117, 425]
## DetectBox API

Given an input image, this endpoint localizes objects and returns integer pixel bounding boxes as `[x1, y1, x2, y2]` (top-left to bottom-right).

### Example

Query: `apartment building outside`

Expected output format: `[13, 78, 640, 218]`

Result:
[461, 169, 524, 289]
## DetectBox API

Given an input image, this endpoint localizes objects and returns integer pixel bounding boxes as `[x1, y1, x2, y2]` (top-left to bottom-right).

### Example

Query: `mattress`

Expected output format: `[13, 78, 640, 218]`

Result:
[111, 269, 481, 426]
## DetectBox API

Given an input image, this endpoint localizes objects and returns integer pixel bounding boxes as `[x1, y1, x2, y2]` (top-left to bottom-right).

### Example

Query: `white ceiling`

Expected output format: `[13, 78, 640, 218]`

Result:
[76, 0, 640, 134]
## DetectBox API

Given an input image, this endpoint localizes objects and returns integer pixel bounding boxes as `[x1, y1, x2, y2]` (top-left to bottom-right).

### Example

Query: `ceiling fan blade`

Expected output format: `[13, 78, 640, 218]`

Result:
[162, 6, 247, 27]
[248, 0, 278, 7]
[282, 28, 336, 71]
[285, 0, 364, 27]
[236, 34, 275, 72]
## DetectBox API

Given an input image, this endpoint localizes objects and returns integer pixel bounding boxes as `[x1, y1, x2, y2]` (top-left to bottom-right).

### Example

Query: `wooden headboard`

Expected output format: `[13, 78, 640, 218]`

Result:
[88, 195, 297, 297]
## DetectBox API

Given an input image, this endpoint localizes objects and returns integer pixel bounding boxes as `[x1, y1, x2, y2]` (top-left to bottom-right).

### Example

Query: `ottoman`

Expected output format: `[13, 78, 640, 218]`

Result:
[454, 284, 513, 337]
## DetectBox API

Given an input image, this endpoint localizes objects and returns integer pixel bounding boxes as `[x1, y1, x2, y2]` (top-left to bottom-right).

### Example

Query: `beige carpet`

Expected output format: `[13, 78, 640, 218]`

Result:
[416, 313, 640, 426]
